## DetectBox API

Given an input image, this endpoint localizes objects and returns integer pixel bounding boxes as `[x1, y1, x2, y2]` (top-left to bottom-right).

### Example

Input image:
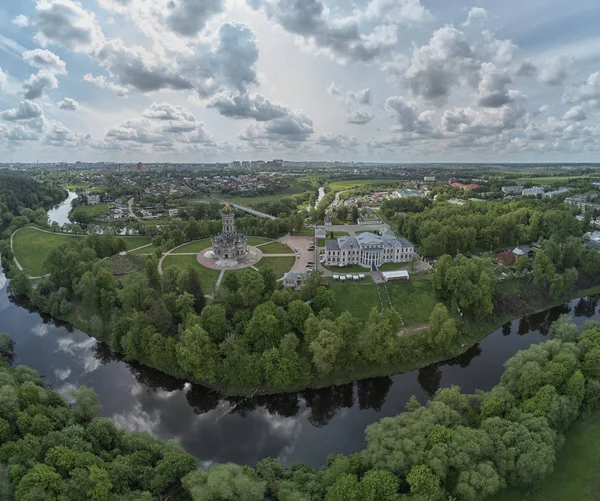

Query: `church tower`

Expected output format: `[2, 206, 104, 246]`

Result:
[222, 203, 235, 236]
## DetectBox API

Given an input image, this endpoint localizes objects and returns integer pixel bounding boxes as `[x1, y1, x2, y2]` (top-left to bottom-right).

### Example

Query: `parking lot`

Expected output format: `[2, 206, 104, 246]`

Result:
[279, 235, 317, 273]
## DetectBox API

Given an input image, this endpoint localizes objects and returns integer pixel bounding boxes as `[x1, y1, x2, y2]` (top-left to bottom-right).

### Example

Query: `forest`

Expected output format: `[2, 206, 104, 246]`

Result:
[2, 315, 600, 499]
[0, 172, 66, 236]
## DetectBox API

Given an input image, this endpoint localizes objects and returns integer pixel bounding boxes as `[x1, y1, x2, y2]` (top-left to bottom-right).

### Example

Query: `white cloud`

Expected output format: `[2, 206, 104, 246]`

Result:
[364, 0, 432, 24]
[22, 71, 59, 100]
[0, 67, 7, 92]
[563, 71, 600, 106]
[23, 49, 68, 74]
[563, 105, 587, 121]
[57, 97, 79, 110]
[462, 7, 487, 27]
[1, 101, 44, 121]
[539, 56, 571, 86]
[12, 15, 30, 27]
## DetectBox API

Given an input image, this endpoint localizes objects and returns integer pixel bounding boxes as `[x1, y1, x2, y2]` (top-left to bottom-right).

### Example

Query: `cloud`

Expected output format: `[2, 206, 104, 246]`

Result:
[482, 30, 537, 77]
[165, 0, 224, 36]
[23, 49, 68, 74]
[329, 84, 375, 124]
[23, 71, 59, 100]
[563, 71, 600, 106]
[441, 103, 526, 137]
[462, 7, 487, 27]
[12, 15, 30, 27]
[57, 97, 79, 110]
[539, 56, 571, 86]
[0, 67, 7, 92]
[1, 101, 44, 121]
[385, 96, 434, 134]
[96, 39, 193, 94]
[364, 0, 432, 24]
[6, 125, 41, 141]
[260, 0, 397, 63]
[34, 0, 105, 53]
[207, 93, 290, 121]
[477, 63, 513, 108]
[563, 105, 587, 122]
[316, 133, 358, 149]
[142, 102, 196, 121]
[403, 26, 480, 102]
[240, 112, 314, 143]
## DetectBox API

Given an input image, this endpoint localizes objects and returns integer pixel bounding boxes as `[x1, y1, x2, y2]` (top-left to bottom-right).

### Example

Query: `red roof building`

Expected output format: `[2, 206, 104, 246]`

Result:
[450, 182, 481, 190]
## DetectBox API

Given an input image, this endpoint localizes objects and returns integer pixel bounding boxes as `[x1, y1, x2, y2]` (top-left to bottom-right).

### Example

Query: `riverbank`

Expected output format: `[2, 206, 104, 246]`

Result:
[25, 271, 600, 396]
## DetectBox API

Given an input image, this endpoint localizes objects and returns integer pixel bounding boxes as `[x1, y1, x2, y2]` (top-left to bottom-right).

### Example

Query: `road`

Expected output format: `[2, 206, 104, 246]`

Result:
[279, 235, 315, 273]
[128, 197, 139, 220]
[211, 197, 277, 220]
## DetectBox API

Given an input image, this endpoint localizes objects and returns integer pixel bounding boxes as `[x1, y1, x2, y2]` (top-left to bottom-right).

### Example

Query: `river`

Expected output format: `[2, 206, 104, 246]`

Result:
[2, 268, 599, 468]
[315, 187, 325, 208]
[47, 190, 77, 226]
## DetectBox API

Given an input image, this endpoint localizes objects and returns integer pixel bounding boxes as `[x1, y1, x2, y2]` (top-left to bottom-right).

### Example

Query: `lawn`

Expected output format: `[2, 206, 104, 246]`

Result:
[121, 236, 152, 250]
[328, 179, 399, 191]
[493, 412, 600, 501]
[130, 244, 156, 255]
[12, 228, 84, 276]
[71, 204, 111, 217]
[330, 277, 437, 325]
[291, 228, 316, 236]
[247, 237, 273, 246]
[257, 241, 293, 254]
[161, 254, 221, 293]
[170, 239, 213, 253]
[255, 256, 295, 278]
[377, 262, 410, 272]
[516, 175, 596, 184]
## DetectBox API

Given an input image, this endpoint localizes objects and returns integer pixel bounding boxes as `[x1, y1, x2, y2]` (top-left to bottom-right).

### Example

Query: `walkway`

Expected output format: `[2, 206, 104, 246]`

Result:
[126, 243, 152, 254]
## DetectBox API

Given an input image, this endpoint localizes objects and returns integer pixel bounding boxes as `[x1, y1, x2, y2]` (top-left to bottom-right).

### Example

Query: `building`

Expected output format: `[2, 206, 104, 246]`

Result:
[325, 231, 414, 269]
[522, 187, 545, 197]
[315, 228, 326, 239]
[593, 182, 600, 192]
[543, 188, 570, 198]
[82, 193, 100, 205]
[211, 204, 248, 260]
[424, 176, 435, 182]
[502, 186, 522, 195]
[168, 209, 179, 217]
[396, 189, 423, 198]
[513, 245, 535, 259]
[564, 194, 600, 212]
[382, 270, 410, 282]
[283, 271, 309, 289]
[496, 250, 516, 265]
[450, 182, 480, 190]
[324, 215, 333, 226]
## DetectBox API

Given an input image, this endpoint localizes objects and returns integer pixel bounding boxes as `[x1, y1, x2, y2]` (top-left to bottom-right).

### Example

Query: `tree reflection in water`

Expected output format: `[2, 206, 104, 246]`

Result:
[574, 295, 599, 318]
[357, 376, 393, 411]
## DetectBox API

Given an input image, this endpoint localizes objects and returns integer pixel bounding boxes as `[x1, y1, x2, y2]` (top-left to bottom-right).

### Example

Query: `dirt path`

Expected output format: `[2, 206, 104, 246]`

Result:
[397, 325, 428, 337]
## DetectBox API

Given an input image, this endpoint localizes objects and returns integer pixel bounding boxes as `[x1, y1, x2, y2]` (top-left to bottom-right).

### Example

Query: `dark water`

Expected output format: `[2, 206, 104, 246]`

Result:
[1, 268, 599, 468]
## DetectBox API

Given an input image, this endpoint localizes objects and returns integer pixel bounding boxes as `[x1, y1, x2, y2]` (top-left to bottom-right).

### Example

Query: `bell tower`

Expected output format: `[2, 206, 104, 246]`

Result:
[222, 203, 235, 236]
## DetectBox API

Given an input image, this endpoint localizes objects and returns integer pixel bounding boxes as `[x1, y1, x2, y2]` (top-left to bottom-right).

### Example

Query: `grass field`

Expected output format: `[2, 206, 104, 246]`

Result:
[493, 412, 600, 501]
[130, 244, 156, 255]
[517, 176, 597, 184]
[255, 256, 295, 278]
[257, 241, 293, 254]
[247, 237, 273, 246]
[121, 236, 152, 250]
[328, 179, 399, 191]
[330, 277, 437, 324]
[161, 254, 221, 292]
[171, 239, 213, 253]
[12, 228, 83, 276]
[71, 204, 111, 217]
[190, 185, 309, 206]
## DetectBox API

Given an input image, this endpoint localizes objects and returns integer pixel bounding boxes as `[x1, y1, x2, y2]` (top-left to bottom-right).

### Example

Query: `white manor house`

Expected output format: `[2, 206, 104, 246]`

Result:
[324, 230, 414, 270]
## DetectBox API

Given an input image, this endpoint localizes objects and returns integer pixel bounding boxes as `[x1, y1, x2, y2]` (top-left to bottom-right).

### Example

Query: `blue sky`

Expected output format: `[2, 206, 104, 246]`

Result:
[1, 0, 600, 163]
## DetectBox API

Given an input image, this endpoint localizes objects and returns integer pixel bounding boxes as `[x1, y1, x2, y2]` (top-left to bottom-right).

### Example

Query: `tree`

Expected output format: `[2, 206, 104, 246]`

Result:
[245, 302, 284, 352]
[71, 386, 102, 424]
[176, 325, 220, 383]
[179, 267, 206, 313]
[260, 266, 278, 297]
[313, 286, 336, 312]
[7, 270, 30, 296]
[405, 465, 445, 501]
[236, 269, 265, 308]
[360, 469, 399, 501]
[326, 473, 360, 501]
[182, 463, 266, 501]
[200, 304, 230, 344]
[310, 329, 343, 376]
[351, 206, 359, 224]
[15, 464, 64, 501]
[427, 304, 458, 347]
[287, 300, 313, 335]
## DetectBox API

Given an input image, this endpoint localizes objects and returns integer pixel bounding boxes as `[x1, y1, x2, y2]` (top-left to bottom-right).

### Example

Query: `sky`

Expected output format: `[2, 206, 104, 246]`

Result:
[0, 0, 600, 163]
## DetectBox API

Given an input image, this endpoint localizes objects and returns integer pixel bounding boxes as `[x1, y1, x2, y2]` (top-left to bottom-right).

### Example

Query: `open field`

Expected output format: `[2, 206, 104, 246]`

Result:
[171, 239, 213, 253]
[121, 236, 152, 250]
[189, 185, 309, 206]
[161, 254, 221, 292]
[71, 204, 111, 217]
[328, 179, 400, 191]
[101, 253, 145, 276]
[246, 237, 273, 246]
[517, 175, 599, 184]
[330, 276, 437, 324]
[493, 412, 600, 501]
[131, 244, 156, 255]
[258, 241, 293, 254]
[255, 256, 295, 278]
[12, 228, 83, 276]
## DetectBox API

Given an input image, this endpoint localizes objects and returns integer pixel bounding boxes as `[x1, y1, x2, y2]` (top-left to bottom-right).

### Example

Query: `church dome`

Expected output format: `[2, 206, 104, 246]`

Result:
[222, 203, 233, 214]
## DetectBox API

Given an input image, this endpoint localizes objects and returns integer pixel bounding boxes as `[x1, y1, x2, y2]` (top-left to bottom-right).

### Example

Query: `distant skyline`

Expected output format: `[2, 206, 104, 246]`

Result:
[1, 0, 600, 163]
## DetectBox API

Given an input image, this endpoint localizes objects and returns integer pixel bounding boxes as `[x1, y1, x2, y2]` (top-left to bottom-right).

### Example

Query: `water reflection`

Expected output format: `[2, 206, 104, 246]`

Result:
[2, 268, 600, 467]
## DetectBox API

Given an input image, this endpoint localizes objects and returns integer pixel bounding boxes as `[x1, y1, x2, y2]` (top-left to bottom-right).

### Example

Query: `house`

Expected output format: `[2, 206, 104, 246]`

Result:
[168, 209, 178, 217]
[543, 188, 570, 198]
[283, 271, 308, 289]
[593, 182, 600, 192]
[513, 245, 535, 259]
[396, 189, 423, 198]
[450, 182, 480, 190]
[83, 193, 100, 205]
[382, 270, 410, 282]
[522, 187, 545, 197]
[324, 215, 333, 226]
[315, 228, 326, 239]
[325, 231, 414, 269]
[502, 186, 522, 195]
[496, 250, 516, 265]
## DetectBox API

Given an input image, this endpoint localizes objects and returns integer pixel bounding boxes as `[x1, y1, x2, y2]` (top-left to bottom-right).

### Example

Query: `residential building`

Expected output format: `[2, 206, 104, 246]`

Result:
[325, 231, 414, 269]
[424, 176, 435, 182]
[543, 188, 570, 198]
[502, 186, 522, 195]
[283, 271, 309, 289]
[593, 182, 600, 191]
[564, 193, 600, 212]
[396, 189, 423, 198]
[324, 215, 333, 226]
[522, 187, 545, 197]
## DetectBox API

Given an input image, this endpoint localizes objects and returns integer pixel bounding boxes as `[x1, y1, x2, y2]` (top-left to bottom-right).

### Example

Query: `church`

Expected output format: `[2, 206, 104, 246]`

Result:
[211, 204, 248, 261]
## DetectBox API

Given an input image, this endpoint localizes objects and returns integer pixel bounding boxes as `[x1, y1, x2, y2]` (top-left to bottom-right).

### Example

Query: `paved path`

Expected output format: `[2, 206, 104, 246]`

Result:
[127, 243, 152, 254]
[261, 253, 296, 257]
[215, 269, 226, 291]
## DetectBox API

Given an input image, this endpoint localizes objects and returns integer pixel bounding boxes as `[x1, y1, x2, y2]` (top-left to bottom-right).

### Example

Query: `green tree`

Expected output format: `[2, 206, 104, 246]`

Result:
[176, 325, 220, 383]
[310, 329, 343, 376]
[71, 386, 102, 424]
[182, 463, 266, 501]
[360, 469, 399, 501]
[325, 473, 360, 501]
[15, 464, 64, 501]
[200, 304, 230, 344]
